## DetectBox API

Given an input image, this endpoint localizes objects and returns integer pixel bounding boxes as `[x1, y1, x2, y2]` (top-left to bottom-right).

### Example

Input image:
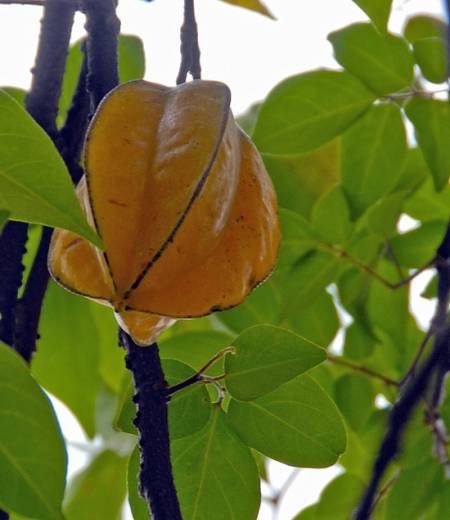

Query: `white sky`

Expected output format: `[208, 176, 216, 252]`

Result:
[0, 0, 445, 519]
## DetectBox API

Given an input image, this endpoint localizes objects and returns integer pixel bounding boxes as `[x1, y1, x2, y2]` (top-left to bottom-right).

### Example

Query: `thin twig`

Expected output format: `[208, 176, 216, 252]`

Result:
[120, 330, 182, 520]
[399, 328, 433, 386]
[328, 355, 399, 387]
[166, 347, 234, 395]
[176, 0, 201, 84]
[0, 0, 45, 5]
[369, 473, 399, 516]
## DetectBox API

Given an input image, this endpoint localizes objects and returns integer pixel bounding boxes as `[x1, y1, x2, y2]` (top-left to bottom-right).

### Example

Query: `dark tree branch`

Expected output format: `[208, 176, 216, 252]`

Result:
[0, 222, 28, 346]
[82, 0, 120, 109]
[354, 223, 450, 519]
[10, 0, 77, 365]
[120, 330, 183, 520]
[177, 0, 201, 84]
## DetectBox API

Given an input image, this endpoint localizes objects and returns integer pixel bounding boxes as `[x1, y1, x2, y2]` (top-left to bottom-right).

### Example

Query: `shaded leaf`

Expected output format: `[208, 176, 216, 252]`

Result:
[263, 140, 340, 219]
[33, 281, 101, 438]
[413, 37, 448, 84]
[172, 407, 260, 520]
[314, 473, 366, 519]
[341, 103, 407, 218]
[352, 0, 393, 33]
[218, 0, 275, 19]
[0, 342, 66, 520]
[335, 374, 375, 431]
[389, 221, 446, 268]
[253, 70, 374, 154]
[366, 192, 405, 237]
[403, 15, 447, 43]
[226, 374, 346, 468]
[405, 97, 450, 191]
[225, 324, 326, 401]
[0, 90, 100, 246]
[64, 450, 127, 520]
[311, 186, 353, 243]
[328, 23, 414, 95]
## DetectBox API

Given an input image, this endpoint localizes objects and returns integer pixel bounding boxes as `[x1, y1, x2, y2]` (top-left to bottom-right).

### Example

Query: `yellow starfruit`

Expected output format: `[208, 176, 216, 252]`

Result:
[48, 79, 280, 345]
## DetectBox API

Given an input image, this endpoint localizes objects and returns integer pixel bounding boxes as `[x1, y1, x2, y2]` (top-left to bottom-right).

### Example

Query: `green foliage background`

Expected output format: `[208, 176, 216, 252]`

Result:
[1, 1, 450, 519]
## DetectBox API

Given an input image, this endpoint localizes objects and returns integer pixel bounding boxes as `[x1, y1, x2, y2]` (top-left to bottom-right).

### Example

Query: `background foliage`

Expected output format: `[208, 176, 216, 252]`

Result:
[0, 1, 450, 519]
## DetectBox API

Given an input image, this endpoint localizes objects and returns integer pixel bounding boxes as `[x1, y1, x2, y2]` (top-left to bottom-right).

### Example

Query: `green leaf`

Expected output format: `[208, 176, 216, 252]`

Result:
[413, 37, 448, 84]
[0, 90, 101, 247]
[253, 70, 374, 154]
[0, 209, 9, 233]
[226, 374, 347, 467]
[172, 407, 260, 520]
[366, 192, 405, 237]
[33, 281, 102, 437]
[218, 0, 275, 19]
[0, 342, 66, 520]
[159, 331, 233, 376]
[393, 148, 428, 193]
[293, 505, 318, 519]
[328, 23, 414, 95]
[352, 0, 393, 33]
[341, 104, 407, 218]
[225, 324, 326, 401]
[404, 177, 450, 222]
[389, 221, 447, 268]
[64, 450, 127, 520]
[280, 252, 341, 315]
[217, 280, 281, 334]
[385, 463, 442, 519]
[403, 15, 447, 43]
[237, 103, 261, 135]
[116, 359, 212, 440]
[311, 186, 353, 243]
[263, 139, 340, 219]
[335, 374, 375, 431]
[343, 321, 377, 360]
[59, 35, 146, 124]
[283, 290, 340, 349]
[278, 209, 320, 268]
[127, 447, 150, 520]
[0, 87, 26, 106]
[314, 473, 366, 519]
[405, 97, 450, 191]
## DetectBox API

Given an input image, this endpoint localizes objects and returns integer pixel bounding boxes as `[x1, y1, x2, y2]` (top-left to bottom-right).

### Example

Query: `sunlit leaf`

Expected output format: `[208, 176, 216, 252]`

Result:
[253, 70, 374, 154]
[328, 23, 414, 95]
[352, 0, 393, 33]
[225, 325, 326, 401]
[413, 37, 448, 84]
[0, 343, 66, 520]
[0, 90, 101, 246]
[218, 0, 275, 19]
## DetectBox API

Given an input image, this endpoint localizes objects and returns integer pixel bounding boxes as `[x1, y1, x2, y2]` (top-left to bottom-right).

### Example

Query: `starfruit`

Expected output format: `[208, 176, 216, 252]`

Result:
[48, 80, 280, 345]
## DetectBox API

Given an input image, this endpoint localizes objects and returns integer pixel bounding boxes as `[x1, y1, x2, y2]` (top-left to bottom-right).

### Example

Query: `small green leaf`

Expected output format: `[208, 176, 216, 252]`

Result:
[217, 280, 281, 334]
[314, 473, 367, 519]
[413, 37, 448, 84]
[341, 104, 407, 218]
[225, 324, 326, 401]
[312, 186, 353, 243]
[159, 331, 233, 376]
[403, 15, 446, 43]
[226, 374, 347, 468]
[263, 140, 340, 219]
[253, 70, 374, 154]
[33, 281, 102, 437]
[389, 221, 447, 268]
[0, 342, 67, 520]
[64, 450, 127, 520]
[0, 90, 101, 247]
[421, 274, 437, 299]
[218, 0, 275, 19]
[116, 360, 212, 440]
[328, 23, 414, 95]
[278, 209, 320, 267]
[405, 97, 450, 191]
[172, 407, 260, 520]
[385, 463, 442, 519]
[366, 192, 405, 237]
[343, 321, 377, 360]
[335, 374, 375, 431]
[127, 447, 150, 520]
[283, 290, 340, 349]
[352, 0, 393, 33]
